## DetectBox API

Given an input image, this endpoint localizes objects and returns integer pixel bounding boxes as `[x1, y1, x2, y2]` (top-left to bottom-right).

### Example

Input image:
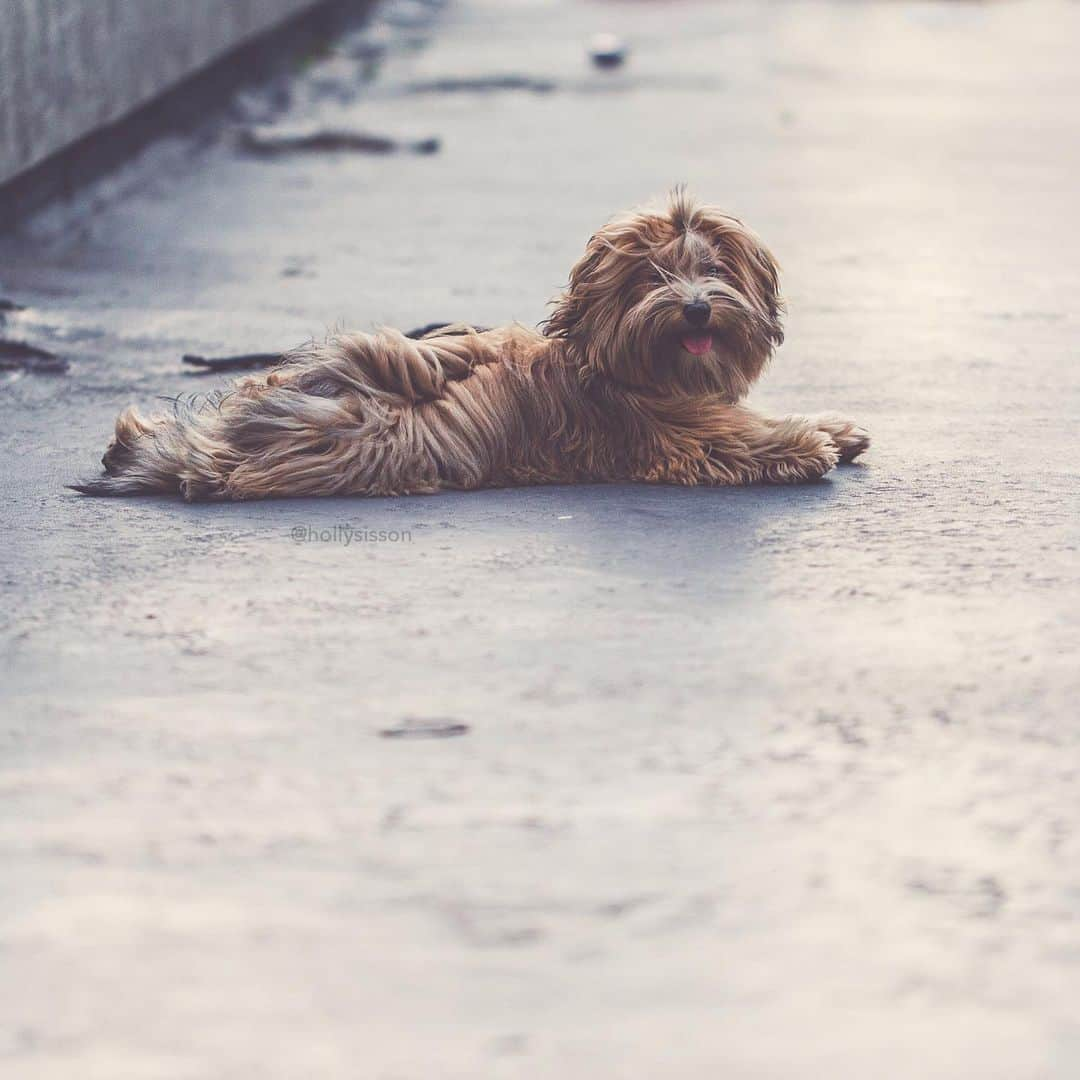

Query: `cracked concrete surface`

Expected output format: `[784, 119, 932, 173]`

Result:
[1, 1, 1078, 1077]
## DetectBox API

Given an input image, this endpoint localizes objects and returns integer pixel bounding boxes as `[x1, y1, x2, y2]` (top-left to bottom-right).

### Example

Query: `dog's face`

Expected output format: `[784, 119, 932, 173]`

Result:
[545, 191, 784, 400]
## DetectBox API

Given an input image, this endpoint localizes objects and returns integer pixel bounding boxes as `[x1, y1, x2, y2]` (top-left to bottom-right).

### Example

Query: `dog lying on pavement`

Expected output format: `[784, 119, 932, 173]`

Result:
[74, 190, 868, 500]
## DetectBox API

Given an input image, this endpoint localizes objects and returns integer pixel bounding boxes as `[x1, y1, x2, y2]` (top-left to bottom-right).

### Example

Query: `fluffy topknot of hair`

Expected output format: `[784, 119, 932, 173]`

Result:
[665, 185, 703, 233]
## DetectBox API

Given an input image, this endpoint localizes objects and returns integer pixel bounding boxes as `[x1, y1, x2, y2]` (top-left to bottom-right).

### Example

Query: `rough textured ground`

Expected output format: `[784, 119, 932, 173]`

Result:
[1, 1, 1078, 1077]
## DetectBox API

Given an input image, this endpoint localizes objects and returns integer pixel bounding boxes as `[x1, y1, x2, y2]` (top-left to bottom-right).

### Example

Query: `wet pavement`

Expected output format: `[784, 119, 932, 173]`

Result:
[1, 1, 1079, 1077]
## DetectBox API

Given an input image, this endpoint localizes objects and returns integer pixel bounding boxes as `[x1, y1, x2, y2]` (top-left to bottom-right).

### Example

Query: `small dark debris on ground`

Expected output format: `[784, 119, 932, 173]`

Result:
[0, 340, 68, 374]
[379, 718, 470, 740]
[182, 352, 283, 374]
[406, 321, 491, 338]
[589, 34, 628, 69]
[403, 74, 556, 95]
[238, 123, 440, 156]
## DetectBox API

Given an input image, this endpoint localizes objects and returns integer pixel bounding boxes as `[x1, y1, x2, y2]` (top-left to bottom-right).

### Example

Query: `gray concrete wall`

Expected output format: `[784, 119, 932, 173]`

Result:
[0, 0, 323, 185]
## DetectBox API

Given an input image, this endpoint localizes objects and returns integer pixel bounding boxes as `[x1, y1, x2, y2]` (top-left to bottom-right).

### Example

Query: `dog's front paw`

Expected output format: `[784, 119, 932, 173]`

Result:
[813, 414, 870, 463]
[761, 427, 839, 484]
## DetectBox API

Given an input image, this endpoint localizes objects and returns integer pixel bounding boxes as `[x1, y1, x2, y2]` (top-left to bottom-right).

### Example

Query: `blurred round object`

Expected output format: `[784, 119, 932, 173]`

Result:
[589, 33, 628, 70]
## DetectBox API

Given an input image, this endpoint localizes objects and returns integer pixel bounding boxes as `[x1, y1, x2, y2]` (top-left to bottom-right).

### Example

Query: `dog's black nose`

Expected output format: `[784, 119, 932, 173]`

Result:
[683, 299, 710, 327]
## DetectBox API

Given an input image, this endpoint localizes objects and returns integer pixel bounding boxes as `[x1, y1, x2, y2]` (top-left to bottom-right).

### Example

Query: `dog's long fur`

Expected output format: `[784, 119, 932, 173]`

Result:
[73, 191, 868, 501]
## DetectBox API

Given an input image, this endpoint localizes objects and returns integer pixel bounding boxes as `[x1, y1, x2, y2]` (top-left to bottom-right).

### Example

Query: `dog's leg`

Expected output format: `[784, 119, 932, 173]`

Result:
[687, 405, 843, 484]
[74, 328, 508, 499]
[634, 414, 837, 486]
[808, 413, 871, 463]
[219, 390, 439, 499]
[218, 328, 511, 497]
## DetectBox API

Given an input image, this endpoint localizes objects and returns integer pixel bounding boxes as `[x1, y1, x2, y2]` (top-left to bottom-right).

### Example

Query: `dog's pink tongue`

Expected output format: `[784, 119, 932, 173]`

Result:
[681, 334, 713, 356]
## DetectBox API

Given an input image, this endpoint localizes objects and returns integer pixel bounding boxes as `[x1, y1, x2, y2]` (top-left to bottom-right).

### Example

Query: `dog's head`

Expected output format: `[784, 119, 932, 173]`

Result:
[545, 190, 784, 399]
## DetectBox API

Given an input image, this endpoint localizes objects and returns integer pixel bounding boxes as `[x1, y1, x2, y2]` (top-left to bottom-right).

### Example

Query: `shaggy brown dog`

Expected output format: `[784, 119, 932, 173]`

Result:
[74, 191, 868, 500]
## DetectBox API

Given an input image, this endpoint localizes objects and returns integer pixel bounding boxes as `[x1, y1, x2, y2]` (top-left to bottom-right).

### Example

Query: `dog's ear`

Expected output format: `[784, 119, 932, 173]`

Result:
[748, 237, 784, 346]
[543, 232, 609, 341]
[706, 214, 785, 347]
[737, 233, 784, 346]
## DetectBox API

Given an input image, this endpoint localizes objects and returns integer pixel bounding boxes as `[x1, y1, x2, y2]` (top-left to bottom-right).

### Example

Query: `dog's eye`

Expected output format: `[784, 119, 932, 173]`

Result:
[704, 263, 723, 279]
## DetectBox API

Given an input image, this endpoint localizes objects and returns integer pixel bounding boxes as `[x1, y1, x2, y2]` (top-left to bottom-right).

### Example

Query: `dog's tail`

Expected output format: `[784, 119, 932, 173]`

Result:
[70, 398, 228, 499]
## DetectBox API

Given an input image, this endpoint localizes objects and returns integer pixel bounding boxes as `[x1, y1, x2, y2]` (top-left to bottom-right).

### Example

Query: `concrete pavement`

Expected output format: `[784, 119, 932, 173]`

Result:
[1, 1, 1078, 1077]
